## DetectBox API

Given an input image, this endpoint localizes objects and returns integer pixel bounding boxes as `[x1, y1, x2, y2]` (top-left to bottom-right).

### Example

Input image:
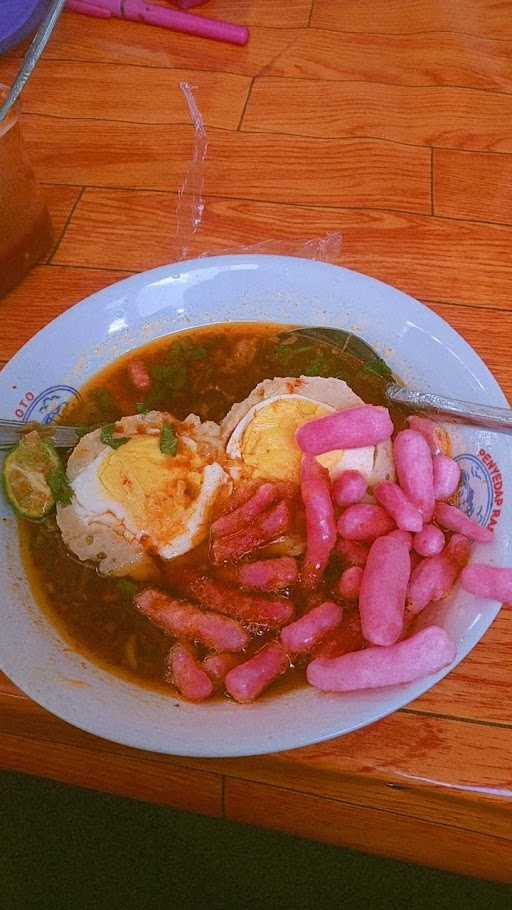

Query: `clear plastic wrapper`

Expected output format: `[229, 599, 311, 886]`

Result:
[177, 82, 342, 263]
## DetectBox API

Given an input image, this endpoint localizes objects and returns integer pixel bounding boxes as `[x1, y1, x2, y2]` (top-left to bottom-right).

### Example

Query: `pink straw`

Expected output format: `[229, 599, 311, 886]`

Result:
[66, 0, 249, 46]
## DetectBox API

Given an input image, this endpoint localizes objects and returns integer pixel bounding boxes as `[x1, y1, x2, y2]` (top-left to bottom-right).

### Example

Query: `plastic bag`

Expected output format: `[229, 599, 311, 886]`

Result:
[176, 82, 342, 264]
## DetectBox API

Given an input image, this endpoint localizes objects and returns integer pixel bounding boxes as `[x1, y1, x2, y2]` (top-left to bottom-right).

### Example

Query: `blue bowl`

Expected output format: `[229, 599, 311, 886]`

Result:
[0, 1, 51, 55]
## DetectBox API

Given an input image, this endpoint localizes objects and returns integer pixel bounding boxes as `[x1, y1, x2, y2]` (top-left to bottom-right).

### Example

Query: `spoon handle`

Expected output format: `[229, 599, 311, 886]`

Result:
[386, 384, 512, 435]
[0, 0, 66, 123]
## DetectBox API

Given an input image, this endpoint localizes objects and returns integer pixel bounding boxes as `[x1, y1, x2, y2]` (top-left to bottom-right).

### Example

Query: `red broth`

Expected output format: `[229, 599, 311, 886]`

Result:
[19, 323, 403, 695]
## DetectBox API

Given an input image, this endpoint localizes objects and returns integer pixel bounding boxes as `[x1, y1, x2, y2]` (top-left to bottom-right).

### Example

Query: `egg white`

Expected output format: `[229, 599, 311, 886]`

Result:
[56, 411, 229, 576]
[226, 393, 375, 482]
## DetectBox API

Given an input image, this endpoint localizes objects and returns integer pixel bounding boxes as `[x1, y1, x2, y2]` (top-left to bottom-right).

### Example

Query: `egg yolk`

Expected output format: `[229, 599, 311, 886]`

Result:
[240, 398, 332, 482]
[98, 435, 203, 545]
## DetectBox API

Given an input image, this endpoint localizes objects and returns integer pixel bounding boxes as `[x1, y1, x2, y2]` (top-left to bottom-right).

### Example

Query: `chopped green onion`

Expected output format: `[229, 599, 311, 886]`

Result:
[90, 387, 115, 412]
[116, 578, 138, 602]
[188, 346, 207, 361]
[47, 464, 74, 506]
[160, 424, 178, 456]
[100, 424, 129, 450]
[303, 353, 330, 376]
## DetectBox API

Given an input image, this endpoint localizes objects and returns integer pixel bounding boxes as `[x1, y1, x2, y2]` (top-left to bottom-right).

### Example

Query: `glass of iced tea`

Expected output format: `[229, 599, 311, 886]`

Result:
[0, 84, 53, 298]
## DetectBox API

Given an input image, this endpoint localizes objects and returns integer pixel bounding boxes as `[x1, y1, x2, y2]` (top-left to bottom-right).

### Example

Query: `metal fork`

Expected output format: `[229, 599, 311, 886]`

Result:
[0, 419, 81, 451]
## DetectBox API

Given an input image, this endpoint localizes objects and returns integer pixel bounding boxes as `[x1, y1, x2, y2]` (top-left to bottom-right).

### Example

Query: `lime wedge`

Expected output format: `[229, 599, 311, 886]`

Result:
[2, 430, 61, 519]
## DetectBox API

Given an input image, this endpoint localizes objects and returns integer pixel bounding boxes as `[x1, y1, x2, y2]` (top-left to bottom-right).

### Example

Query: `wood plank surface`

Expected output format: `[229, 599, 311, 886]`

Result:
[19, 117, 431, 213]
[311, 0, 512, 39]
[434, 149, 512, 224]
[0, 733, 223, 817]
[167, 0, 312, 28]
[264, 29, 512, 92]
[43, 184, 82, 261]
[50, 193, 512, 310]
[1, 678, 511, 840]
[224, 778, 512, 882]
[0, 60, 250, 131]
[243, 77, 512, 152]
[6, 14, 301, 78]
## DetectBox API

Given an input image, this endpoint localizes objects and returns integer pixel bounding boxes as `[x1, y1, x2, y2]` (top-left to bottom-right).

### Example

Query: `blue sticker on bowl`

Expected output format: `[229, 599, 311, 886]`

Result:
[454, 449, 503, 532]
[12, 385, 80, 424]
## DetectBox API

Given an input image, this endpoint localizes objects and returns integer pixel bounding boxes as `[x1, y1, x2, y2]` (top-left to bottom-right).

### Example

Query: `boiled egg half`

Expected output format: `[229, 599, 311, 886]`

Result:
[56, 412, 229, 576]
[222, 376, 394, 486]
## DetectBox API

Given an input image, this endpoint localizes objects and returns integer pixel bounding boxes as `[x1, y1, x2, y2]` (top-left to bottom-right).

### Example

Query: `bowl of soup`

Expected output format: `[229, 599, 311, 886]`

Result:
[0, 255, 510, 757]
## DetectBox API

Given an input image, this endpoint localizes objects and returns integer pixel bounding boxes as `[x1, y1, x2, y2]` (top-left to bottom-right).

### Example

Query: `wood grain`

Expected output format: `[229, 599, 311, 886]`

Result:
[149, 0, 312, 28]
[225, 778, 512, 882]
[0, 60, 250, 131]
[7, 14, 302, 79]
[1, 680, 511, 840]
[52, 194, 512, 310]
[0, 732, 222, 817]
[243, 77, 512, 152]
[217, 715, 512, 841]
[42, 184, 82, 261]
[311, 0, 512, 39]
[19, 117, 431, 213]
[434, 149, 512, 224]
[264, 29, 512, 92]
[62, 1, 311, 30]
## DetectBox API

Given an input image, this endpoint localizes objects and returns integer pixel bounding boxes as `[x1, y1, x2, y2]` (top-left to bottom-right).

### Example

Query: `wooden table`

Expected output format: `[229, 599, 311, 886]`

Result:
[1, 1, 511, 884]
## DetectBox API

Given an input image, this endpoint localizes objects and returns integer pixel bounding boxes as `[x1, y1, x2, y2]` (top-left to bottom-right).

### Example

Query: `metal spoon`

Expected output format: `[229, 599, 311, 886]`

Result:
[285, 326, 512, 436]
[0, 0, 66, 123]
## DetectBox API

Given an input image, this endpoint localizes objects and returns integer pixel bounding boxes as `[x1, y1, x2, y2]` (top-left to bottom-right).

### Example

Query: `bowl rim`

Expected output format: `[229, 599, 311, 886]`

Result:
[0, 253, 507, 757]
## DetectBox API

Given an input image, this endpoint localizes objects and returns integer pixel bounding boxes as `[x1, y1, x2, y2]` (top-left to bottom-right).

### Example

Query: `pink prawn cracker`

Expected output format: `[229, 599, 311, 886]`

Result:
[300, 454, 336, 588]
[225, 642, 290, 704]
[461, 564, 512, 602]
[359, 533, 411, 645]
[307, 626, 457, 692]
[166, 643, 214, 702]
[296, 405, 393, 455]
[280, 601, 343, 655]
[393, 429, 435, 521]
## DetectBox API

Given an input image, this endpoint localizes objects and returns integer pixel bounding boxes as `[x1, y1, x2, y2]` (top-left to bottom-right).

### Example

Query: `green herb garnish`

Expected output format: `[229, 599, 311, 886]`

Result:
[116, 578, 138, 602]
[136, 402, 149, 415]
[303, 351, 332, 376]
[160, 424, 178, 456]
[275, 346, 292, 365]
[90, 387, 115, 412]
[47, 464, 74, 506]
[100, 424, 129, 450]
[188, 346, 207, 361]
[150, 361, 187, 393]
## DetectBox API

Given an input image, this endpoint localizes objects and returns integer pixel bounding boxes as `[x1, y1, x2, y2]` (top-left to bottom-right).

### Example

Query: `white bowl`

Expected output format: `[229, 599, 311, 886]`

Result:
[0, 255, 510, 757]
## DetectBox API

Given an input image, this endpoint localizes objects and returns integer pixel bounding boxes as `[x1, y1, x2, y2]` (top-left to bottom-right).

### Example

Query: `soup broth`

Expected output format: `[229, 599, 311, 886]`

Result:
[20, 322, 403, 695]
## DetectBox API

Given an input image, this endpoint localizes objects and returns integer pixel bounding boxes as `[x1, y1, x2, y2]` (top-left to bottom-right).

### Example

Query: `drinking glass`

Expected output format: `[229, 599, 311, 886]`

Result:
[0, 84, 53, 298]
